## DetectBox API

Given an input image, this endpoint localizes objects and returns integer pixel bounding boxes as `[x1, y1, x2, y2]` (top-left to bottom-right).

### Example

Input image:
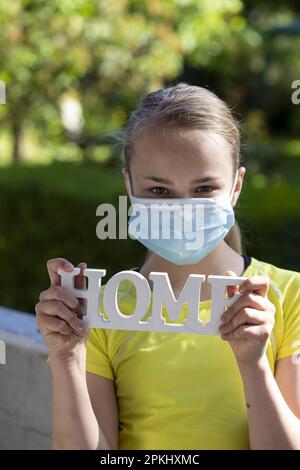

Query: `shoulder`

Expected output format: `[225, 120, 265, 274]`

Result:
[248, 256, 300, 309]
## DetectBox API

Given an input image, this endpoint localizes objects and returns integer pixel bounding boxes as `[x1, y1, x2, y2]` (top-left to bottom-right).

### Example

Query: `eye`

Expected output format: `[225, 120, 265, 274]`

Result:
[150, 186, 169, 195]
[195, 185, 216, 193]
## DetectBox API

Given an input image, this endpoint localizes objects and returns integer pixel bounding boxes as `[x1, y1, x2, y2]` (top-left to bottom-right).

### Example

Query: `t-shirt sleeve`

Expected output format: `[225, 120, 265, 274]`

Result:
[276, 273, 300, 360]
[86, 327, 114, 380]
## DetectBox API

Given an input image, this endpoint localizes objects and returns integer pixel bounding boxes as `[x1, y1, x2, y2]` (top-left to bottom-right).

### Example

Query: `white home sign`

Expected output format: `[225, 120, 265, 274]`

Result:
[57, 268, 247, 335]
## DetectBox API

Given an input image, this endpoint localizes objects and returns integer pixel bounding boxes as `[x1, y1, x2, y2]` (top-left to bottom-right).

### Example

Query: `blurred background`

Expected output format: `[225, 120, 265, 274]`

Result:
[1, 0, 300, 315]
[1, 0, 300, 450]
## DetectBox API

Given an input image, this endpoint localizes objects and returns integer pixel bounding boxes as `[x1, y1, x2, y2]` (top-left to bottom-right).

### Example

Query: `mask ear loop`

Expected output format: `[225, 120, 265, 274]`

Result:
[126, 170, 134, 199]
[229, 169, 239, 202]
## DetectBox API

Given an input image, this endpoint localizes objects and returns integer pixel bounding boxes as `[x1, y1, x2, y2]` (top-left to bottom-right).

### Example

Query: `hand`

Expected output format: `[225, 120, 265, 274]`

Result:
[35, 257, 89, 357]
[218, 271, 276, 366]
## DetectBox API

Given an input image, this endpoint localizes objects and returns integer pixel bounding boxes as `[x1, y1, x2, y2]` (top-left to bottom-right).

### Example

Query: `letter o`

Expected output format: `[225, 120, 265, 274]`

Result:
[103, 271, 151, 324]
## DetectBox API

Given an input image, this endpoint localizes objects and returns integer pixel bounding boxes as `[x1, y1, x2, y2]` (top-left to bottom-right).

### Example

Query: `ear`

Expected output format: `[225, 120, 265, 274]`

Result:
[232, 166, 246, 208]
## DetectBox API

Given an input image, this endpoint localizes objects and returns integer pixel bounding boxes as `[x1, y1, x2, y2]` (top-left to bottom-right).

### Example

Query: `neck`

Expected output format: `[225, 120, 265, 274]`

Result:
[139, 241, 245, 299]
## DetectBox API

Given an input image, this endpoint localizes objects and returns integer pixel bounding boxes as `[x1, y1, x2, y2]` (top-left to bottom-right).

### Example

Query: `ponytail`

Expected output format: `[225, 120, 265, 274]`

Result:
[224, 222, 243, 254]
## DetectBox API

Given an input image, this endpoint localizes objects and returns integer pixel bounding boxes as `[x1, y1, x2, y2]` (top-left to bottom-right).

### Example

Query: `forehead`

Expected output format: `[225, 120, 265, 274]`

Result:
[130, 127, 233, 176]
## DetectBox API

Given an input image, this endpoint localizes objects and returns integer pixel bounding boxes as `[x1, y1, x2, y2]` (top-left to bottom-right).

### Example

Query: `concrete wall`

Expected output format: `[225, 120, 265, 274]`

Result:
[0, 307, 51, 449]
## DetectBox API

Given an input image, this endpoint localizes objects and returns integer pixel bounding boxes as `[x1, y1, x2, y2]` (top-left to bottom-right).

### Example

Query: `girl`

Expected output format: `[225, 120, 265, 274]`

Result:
[35, 83, 300, 450]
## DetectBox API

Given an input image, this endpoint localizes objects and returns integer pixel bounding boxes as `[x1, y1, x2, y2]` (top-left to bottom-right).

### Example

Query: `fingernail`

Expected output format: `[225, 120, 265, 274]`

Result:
[74, 321, 84, 332]
[224, 333, 232, 340]
[64, 262, 74, 270]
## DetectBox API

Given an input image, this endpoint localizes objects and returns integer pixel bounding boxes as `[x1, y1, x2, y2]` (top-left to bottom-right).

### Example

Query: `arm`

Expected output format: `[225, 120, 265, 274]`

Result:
[36, 257, 118, 450]
[238, 356, 300, 450]
[219, 273, 300, 449]
[86, 371, 119, 450]
[50, 345, 117, 450]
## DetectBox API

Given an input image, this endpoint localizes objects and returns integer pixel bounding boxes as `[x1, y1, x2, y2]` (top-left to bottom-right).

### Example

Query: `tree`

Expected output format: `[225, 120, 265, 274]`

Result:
[0, 0, 244, 164]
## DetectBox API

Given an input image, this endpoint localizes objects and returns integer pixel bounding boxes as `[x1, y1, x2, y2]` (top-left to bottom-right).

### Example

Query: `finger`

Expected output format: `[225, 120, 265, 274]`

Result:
[219, 307, 274, 335]
[35, 300, 86, 333]
[221, 292, 273, 323]
[74, 262, 87, 317]
[239, 275, 269, 297]
[225, 270, 239, 298]
[36, 312, 73, 336]
[74, 262, 87, 289]
[39, 285, 81, 311]
[221, 323, 273, 342]
[46, 258, 74, 286]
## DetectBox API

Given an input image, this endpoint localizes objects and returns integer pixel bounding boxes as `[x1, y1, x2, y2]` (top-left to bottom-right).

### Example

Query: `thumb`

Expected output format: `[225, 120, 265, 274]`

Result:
[75, 262, 87, 318]
[225, 270, 239, 299]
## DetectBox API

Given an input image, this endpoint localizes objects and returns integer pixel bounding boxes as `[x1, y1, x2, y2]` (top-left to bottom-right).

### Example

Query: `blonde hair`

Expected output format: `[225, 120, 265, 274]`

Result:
[114, 82, 243, 253]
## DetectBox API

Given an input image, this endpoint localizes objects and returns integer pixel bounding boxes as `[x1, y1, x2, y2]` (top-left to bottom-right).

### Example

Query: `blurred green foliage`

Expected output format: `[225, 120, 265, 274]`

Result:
[0, 0, 244, 164]
[0, 162, 145, 312]
[0, 0, 300, 312]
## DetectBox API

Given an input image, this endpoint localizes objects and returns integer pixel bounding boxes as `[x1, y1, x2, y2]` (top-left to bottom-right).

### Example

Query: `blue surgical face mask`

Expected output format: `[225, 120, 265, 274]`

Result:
[127, 171, 239, 265]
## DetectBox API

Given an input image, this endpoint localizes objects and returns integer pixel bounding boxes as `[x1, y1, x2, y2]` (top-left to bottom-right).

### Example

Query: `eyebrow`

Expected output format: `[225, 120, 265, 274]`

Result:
[143, 176, 221, 184]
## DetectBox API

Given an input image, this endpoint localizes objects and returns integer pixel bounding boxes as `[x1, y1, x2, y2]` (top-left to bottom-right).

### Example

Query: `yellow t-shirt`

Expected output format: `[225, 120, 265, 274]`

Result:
[86, 256, 300, 450]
